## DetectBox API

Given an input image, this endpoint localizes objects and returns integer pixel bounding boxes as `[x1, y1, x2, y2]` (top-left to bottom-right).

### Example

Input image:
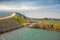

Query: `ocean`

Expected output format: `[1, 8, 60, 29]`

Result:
[0, 28, 60, 40]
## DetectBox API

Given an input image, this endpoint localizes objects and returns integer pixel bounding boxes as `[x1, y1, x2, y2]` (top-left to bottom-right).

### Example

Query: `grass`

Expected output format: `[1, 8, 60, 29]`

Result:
[37, 22, 60, 31]
[13, 15, 27, 24]
[54, 23, 60, 28]
[37, 22, 53, 27]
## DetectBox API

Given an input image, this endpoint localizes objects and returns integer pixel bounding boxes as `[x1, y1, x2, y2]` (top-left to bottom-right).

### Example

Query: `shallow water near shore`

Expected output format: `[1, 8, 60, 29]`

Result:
[0, 28, 60, 40]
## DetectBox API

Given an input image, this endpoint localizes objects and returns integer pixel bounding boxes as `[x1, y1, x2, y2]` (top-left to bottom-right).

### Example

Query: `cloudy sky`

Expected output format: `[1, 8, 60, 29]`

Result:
[0, 0, 60, 18]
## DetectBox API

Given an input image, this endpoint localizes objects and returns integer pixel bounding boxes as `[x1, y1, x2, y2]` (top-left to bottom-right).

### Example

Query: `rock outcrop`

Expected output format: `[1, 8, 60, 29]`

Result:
[0, 12, 27, 33]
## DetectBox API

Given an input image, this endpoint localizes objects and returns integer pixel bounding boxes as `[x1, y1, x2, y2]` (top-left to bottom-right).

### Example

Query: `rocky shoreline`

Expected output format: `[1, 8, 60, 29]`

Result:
[24, 22, 60, 32]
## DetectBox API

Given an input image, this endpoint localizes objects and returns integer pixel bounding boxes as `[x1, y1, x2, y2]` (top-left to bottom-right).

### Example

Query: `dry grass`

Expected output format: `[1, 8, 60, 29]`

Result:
[30, 22, 60, 32]
[13, 15, 27, 24]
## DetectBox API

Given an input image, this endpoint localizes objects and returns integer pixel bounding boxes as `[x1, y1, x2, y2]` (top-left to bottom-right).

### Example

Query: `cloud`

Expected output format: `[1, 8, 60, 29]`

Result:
[0, 0, 60, 18]
[0, 0, 60, 5]
[0, 2, 60, 11]
[0, 4, 41, 11]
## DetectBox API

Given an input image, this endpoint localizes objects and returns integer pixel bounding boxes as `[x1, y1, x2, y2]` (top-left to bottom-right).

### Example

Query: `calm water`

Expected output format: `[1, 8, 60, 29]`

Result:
[0, 11, 12, 17]
[0, 28, 60, 40]
[31, 20, 60, 23]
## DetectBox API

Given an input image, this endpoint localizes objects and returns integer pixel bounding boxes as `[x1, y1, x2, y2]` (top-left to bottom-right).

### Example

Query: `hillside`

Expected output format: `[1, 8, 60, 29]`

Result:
[0, 12, 27, 34]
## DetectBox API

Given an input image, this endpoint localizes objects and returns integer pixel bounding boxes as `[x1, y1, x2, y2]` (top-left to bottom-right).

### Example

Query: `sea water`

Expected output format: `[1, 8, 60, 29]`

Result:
[0, 28, 60, 40]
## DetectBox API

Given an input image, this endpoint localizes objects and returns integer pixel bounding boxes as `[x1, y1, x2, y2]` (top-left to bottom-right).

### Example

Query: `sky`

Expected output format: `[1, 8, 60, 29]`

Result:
[0, 0, 60, 18]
